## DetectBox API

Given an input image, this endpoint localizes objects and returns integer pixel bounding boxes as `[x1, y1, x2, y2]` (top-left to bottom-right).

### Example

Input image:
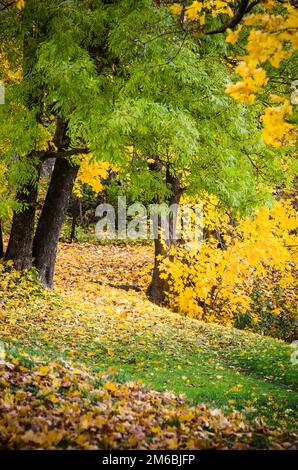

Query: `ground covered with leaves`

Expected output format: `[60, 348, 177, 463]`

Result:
[0, 243, 297, 449]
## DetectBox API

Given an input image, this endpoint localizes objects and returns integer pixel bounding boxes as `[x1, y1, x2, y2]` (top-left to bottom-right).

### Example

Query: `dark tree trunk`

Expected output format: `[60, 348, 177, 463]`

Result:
[33, 157, 79, 288]
[5, 182, 39, 270]
[148, 168, 182, 305]
[5, 23, 46, 271]
[148, 236, 170, 305]
[70, 196, 82, 242]
[0, 219, 4, 259]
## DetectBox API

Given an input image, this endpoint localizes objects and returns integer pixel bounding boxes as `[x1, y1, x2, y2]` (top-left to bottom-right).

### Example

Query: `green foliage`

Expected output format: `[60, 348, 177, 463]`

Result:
[0, 0, 295, 216]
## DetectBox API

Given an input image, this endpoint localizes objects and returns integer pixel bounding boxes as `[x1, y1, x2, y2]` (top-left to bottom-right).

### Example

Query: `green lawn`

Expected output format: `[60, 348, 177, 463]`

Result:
[3, 276, 297, 431]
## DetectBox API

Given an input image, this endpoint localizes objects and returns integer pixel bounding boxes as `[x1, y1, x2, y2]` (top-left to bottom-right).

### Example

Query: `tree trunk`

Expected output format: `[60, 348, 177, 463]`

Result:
[0, 219, 4, 259]
[33, 157, 79, 288]
[148, 236, 170, 304]
[5, 21, 46, 271]
[5, 182, 39, 270]
[70, 196, 81, 242]
[148, 168, 182, 304]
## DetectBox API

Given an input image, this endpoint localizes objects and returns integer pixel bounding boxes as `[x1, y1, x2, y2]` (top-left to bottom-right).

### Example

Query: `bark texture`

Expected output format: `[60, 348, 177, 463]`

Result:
[33, 157, 79, 288]
[148, 168, 182, 305]
[5, 182, 38, 270]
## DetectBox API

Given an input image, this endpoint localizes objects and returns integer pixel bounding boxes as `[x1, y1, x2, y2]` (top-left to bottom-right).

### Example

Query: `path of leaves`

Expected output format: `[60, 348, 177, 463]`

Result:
[55, 242, 153, 293]
[0, 243, 297, 449]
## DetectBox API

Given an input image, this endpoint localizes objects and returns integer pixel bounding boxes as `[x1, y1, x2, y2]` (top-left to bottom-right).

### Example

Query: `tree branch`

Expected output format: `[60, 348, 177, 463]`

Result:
[204, 0, 260, 35]
[0, 1, 14, 12]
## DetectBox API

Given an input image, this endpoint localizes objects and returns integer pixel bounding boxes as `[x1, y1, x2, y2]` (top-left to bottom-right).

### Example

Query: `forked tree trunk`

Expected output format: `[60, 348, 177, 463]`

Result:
[148, 169, 182, 305]
[0, 219, 4, 259]
[33, 157, 79, 288]
[5, 182, 39, 270]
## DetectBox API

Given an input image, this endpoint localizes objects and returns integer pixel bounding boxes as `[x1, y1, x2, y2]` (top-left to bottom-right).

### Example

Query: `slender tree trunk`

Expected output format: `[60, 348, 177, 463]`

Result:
[5, 182, 39, 270]
[70, 211, 77, 243]
[70, 196, 81, 242]
[33, 157, 79, 288]
[148, 236, 170, 304]
[148, 169, 182, 304]
[0, 219, 4, 259]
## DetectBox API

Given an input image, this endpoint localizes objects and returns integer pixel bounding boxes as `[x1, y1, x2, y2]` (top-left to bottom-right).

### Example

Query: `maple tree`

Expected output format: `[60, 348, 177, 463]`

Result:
[160, 193, 298, 340]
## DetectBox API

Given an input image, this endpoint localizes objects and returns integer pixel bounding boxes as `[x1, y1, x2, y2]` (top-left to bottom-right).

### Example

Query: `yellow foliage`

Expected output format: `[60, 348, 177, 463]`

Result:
[161, 196, 298, 339]
[170, 4, 182, 15]
[170, 1, 297, 147]
[261, 98, 295, 147]
[185, 1, 203, 21]
[226, 61, 268, 104]
[225, 2, 297, 146]
[0, 51, 22, 83]
[35, 124, 53, 151]
[16, 0, 25, 9]
[170, 0, 233, 24]
[226, 26, 242, 45]
[73, 156, 110, 198]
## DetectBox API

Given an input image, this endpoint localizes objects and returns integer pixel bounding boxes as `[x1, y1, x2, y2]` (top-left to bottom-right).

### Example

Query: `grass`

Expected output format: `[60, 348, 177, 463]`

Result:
[3, 291, 297, 431]
[1, 242, 297, 434]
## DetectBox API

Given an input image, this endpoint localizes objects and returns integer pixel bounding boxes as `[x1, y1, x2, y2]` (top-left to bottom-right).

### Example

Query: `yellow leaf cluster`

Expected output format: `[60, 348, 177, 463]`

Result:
[171, 0, 234, 25]
[162, 196, 298, 336]
[226, 26, 242, 45]
[1, 348, 291, 449]
[170, 2, 297, 148]
[73, 157, 110, 198]
[226, 61, 268, 104]
[35, 124, 53, 151]
[0, 51, 22, 84]
[224, 1, 297, 146]
[185, 1, 203, 21]
[261, 98, 295, 147]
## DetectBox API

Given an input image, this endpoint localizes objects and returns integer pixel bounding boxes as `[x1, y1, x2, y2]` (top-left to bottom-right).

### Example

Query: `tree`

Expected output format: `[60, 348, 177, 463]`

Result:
[160, 194, 298, 341]
[94, 0, 297, 302]
[0, 0, 296, 293]
[0, 0, 108, 285]
[91, 23, 291, 302]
